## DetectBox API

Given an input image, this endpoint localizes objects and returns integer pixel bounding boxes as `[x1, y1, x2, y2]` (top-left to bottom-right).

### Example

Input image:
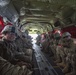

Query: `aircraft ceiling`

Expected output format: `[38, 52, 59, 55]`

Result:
[0, 0, 76, 33]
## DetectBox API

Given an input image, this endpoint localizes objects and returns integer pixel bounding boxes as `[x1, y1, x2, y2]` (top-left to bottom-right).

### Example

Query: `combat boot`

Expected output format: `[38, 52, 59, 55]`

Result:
[65, 71, 75, 75]
[54, 58, 61, 63]
[57, 61, 66, 68]
[62, 64, 70, 74]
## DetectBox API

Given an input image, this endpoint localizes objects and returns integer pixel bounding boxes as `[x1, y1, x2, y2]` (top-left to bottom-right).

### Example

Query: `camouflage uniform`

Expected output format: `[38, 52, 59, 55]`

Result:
[43, 34, 50, 53]
[57, 32, 76, 74]
[0, 25, 32, 64]
[50, 38, 56, 56]
[21, 35, 33, 49]
[0, 25, 33, 74]
[52, 33, 61, 61]
[0, 39, 32, 64]
[57, 39, 68, 68]
[55, 42, 62, 63]
[49, 33, 56, 59]
[57, 34, 68, 65]
[15, 36, 33, 61]
[0, 56, 32, 75]
[65, 41, 76, 75]
[36, 34, 41, 45]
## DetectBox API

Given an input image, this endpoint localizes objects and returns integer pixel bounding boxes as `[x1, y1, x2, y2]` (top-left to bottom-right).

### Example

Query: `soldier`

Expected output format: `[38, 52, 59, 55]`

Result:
[57, 32, 71, 68]
[36, 33, 41, 45]
[53, 32, 62, 63]
[15, 34, 33, 61]
[57, 32, 76, 75]
[40, 33, 46, 51]
[0, 25, 33, 69]
[49, 33, 55, 58]
[21, 34, 33, 49]
[66, 53, 76, 75]
[0, 56, 32, 75]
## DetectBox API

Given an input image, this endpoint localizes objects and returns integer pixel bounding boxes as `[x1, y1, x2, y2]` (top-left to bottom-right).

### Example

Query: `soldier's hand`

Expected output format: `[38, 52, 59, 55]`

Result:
[17, 61, 32, 69]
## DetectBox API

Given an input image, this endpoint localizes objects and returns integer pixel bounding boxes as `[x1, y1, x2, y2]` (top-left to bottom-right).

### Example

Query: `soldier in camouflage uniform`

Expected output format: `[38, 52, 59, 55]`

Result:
[64, 36, 76, 75]
[49, 34, 55, 56]
[57, 32, 76, 75]
[0, 25, 33, 69]
[15, 34, 33, 61]
[36, 33, 41, 45]
[64, 44, 76, 75]
[0, 56, 32, 75]
[53, 32, 62, 63]
[41, 34, 50, 53]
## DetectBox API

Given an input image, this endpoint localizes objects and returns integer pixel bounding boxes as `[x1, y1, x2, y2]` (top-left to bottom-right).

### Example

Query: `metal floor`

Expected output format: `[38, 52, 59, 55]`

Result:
[33, 43, 65, 75]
